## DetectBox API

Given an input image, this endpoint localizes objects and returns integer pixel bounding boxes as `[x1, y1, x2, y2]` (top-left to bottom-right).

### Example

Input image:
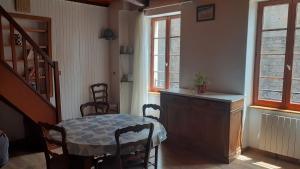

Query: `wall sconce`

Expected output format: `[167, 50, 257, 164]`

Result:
[100, 28, 116, 40]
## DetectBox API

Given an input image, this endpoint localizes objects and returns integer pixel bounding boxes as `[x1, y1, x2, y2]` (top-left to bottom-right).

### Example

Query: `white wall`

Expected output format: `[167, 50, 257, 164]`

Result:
[0, 0, 110, 120]
[180, 0, 249, 94]
[119, 10, 137, 113]
[243, 0, 263, 147]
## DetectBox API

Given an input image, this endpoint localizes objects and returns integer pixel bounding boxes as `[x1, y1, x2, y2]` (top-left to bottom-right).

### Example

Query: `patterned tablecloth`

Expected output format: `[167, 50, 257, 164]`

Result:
[51, 114, 167, 157]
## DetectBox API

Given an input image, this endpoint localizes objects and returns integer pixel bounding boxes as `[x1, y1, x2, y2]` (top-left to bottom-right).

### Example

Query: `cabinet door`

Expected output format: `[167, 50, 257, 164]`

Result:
[165, 95, 191, 141]
[191, 99, 229, 156]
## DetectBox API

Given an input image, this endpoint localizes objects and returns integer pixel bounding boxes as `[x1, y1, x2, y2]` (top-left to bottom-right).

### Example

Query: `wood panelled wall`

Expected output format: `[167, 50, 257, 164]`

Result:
[0, 0, 110, 120]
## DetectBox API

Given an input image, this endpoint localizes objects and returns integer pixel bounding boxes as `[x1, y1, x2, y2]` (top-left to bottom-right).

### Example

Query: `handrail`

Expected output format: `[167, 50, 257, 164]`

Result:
[0, 5, 53, 67]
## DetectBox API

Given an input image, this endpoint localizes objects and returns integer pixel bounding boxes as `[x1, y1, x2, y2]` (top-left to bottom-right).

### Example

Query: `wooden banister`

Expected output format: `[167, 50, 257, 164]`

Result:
[9, 24, 17, 71]
[45, 60, 50, 100]
[0, 14, 4, 60]
[0, 5, 62, 122]
[22, 36, 29, 81]
[33, 50, 40, 91]
[0, 5, 53, 66]
[54, 61, 61, 122]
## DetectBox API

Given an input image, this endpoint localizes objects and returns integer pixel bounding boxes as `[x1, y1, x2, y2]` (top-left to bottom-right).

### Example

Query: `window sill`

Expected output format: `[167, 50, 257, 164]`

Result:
[250, 105, 300, 115]
[148, 91, 160, 95]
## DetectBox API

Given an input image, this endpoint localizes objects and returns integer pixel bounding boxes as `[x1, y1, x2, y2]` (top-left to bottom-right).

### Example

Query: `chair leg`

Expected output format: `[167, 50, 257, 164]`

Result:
[154, 146, 158, 169]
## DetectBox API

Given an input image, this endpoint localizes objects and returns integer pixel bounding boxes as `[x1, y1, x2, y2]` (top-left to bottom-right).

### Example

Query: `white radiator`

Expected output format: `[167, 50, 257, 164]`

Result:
[259, 113, 300, 159]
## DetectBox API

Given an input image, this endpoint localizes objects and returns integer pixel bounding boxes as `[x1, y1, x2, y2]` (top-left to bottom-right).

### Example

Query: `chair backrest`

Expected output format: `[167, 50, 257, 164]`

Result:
[142, 104, 161, 121]
[115, 123, 154, 169]
[91, 83, 108, 103]
[38, 122, 69, 169]
[80, 101, 110, 117]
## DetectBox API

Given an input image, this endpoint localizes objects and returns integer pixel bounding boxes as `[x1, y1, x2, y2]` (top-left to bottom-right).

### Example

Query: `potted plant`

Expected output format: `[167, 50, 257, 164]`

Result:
[194, 73, 208, 94]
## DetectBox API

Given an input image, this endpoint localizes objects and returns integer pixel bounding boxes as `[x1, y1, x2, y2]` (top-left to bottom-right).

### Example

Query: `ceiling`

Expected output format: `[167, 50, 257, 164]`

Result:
[67, 0, 113, 7]
[67, 0, 149, 8]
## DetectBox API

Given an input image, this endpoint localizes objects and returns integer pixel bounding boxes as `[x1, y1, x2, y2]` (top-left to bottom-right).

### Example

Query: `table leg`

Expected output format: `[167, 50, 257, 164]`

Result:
[155, 146, 158, 169]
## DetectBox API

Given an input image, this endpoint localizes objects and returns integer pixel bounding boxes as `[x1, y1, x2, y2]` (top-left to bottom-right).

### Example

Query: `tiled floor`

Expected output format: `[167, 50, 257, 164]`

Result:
[2, 143, 300, 169]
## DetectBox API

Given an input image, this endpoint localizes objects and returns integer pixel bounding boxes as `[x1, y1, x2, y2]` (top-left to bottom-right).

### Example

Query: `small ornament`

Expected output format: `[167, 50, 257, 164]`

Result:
[13, 33, 22, 46]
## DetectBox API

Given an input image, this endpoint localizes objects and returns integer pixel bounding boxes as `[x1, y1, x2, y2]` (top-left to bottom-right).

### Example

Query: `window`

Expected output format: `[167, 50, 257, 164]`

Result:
[150, 15, 181, 92]
[254, 0, 300, 111]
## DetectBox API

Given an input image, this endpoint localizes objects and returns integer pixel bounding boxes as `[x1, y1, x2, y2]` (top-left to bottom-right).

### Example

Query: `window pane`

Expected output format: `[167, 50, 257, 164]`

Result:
[259, 30, 286, 101]
[258, 55, 285, 101]
[154, 55, 165, 88]
[296, 3, 300, 28]
[169, 55, 180, 89]
[258, 78, 283, 101]
[170, 38, 180, 55]
[263, 4, 288, 30]
[171, 18, 181, 37]
[154, 20, 166, 38]
[260, 55, 285, 78]
[154, 39, 166, 55]
[261, 30, 287, 55]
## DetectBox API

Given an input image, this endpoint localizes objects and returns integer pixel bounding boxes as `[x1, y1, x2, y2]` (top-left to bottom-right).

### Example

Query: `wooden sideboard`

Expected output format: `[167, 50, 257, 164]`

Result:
[160, 89, 244, 163]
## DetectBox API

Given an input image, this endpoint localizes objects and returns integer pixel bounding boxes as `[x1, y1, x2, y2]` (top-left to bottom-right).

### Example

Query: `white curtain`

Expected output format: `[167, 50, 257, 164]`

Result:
[130, 13, 150, 116]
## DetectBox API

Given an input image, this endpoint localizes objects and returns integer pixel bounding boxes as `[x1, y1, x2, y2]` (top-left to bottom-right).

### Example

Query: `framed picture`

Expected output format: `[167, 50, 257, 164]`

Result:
[197, 4, 215, 22]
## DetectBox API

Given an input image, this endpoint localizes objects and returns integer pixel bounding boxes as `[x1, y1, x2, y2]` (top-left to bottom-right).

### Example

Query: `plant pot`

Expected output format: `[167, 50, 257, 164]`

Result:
[196, 84, 207, 94]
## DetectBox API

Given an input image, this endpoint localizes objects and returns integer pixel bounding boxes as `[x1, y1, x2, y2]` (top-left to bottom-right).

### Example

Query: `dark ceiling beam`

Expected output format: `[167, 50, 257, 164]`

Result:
[67, 0, 111, 7]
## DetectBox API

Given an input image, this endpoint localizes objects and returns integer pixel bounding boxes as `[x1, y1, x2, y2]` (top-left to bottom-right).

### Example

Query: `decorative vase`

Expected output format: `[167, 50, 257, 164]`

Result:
[197, 84, 207, 94]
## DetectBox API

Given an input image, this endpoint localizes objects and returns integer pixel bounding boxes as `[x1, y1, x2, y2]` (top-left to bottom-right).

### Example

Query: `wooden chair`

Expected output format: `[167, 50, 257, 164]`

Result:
[80, 101, 110, 117]
[142, 104, 162, 122]
[91, 83, 119, 113]
[99, 123, 154, 169]
[38, 122, 70, 169]
[142, 104, 161, 169]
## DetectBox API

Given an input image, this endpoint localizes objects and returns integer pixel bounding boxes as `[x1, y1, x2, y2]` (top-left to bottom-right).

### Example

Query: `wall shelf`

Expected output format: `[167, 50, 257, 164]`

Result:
[2, 25, 47, 33]
[4, 44, 47, 49]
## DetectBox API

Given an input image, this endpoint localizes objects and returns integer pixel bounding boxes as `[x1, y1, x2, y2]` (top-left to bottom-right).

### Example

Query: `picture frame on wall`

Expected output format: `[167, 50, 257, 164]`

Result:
[197, 4, 215, 22]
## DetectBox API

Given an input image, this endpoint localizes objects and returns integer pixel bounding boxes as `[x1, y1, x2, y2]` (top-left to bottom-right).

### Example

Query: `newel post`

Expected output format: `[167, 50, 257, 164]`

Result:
[53, 61, 62, 122]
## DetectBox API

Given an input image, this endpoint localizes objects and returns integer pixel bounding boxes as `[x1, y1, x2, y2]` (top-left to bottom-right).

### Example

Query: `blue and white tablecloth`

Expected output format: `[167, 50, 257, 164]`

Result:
[51, 114, 167, 157]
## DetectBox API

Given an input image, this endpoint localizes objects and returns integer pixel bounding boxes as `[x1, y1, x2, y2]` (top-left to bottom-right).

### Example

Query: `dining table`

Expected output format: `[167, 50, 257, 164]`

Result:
[50, 113, 167, 168]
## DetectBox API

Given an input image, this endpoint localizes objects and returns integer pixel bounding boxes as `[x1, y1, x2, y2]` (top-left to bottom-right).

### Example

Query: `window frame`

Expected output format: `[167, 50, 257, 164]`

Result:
[253, 0, 300, 111]
[150, 15, 181, 92]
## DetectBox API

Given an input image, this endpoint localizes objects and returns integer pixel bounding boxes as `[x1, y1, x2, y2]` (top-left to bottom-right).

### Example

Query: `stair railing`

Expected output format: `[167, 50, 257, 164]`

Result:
[0, 5, 61, 122]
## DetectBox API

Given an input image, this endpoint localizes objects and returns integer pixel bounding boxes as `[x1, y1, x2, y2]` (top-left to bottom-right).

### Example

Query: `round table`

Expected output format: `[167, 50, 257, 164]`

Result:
[51, 114, 167, 157]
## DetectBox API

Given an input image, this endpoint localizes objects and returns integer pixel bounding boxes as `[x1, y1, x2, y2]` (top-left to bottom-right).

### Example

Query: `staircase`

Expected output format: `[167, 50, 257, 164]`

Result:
[0, 5, 61, 124]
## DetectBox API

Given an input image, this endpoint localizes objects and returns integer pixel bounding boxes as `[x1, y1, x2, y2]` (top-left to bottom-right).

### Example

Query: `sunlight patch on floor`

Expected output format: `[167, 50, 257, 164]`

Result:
[253, 161, 281, 169]
[236, 155, 252, 161]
